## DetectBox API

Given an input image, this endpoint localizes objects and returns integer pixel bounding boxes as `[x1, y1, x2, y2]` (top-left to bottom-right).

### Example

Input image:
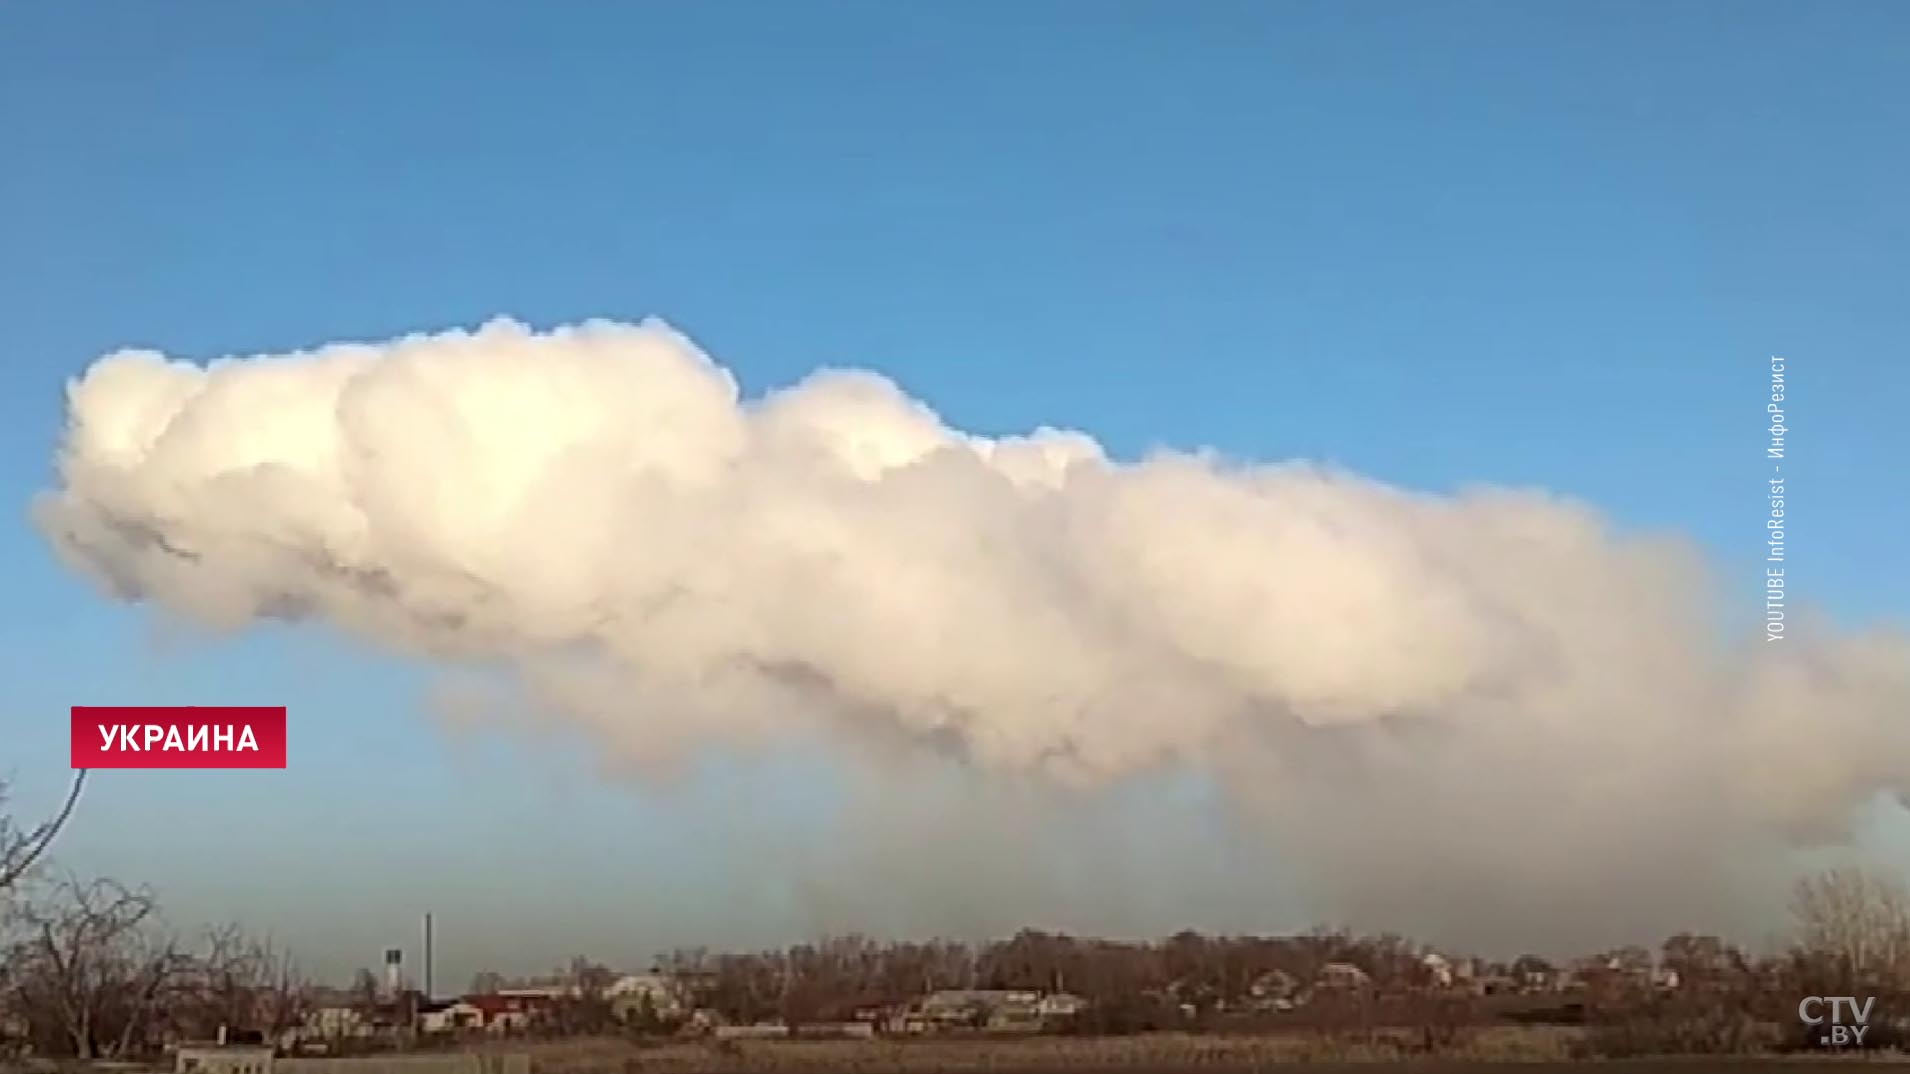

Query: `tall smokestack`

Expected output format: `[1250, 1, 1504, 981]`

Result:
[424, 913, 434, 1000]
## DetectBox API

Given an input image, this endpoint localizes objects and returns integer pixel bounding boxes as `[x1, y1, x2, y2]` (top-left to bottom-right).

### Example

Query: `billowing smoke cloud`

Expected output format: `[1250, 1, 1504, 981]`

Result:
[33, 317, 1910, 953]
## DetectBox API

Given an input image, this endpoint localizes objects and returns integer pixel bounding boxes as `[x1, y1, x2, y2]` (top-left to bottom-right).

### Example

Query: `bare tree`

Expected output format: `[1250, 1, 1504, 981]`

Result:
[1790, 864, 1910, 994]
[1, 875, 183, 1058]
[174, 924, 310, 1041]
[548, 956, 616, 1034]
[349, 968, 379, 1013]
[1659, 933, 1747, 990]
[0, 772, 88, 894]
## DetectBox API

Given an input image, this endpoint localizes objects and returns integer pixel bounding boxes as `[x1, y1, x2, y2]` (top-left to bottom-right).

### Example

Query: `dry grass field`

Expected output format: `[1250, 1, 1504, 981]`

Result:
[473, 1032, 1910, 1074]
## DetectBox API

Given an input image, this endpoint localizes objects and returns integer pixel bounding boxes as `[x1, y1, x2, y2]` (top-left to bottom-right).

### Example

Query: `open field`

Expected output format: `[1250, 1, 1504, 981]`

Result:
[480, 1034, 1910, 1074]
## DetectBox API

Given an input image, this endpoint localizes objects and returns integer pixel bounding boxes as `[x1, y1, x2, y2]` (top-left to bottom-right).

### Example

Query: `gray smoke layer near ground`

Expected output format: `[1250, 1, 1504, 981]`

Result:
[33, 317, 1910, 953]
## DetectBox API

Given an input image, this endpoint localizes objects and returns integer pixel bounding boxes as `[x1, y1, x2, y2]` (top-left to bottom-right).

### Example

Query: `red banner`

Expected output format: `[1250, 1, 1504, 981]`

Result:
[70, 706, 287, 769]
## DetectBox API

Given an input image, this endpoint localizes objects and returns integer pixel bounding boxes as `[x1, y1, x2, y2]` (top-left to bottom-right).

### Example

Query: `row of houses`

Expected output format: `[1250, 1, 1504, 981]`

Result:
[891, 989, 1089, 1033]
[698, 991, 1091, 1041]
[1164, 951, 1689, 1018]
[289, 949, 1693, 1047]
[293, 977, 1095, 1047]
[295, 951, 1634, 1046]
[293, 972, 690, 1047]
[1332, 951, 1686, 998]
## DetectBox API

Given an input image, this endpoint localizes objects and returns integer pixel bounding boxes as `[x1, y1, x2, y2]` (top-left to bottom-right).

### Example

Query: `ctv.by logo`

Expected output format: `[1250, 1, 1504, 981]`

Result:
[1798, 996, 1875, 1047]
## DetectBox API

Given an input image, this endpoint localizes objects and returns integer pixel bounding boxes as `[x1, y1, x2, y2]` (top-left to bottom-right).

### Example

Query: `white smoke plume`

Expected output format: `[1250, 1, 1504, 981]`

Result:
[33, 317, 1910, 952]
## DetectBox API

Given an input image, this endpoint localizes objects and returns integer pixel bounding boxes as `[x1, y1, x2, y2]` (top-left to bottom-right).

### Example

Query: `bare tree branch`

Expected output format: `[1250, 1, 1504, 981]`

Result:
[0, 770, 90, 892]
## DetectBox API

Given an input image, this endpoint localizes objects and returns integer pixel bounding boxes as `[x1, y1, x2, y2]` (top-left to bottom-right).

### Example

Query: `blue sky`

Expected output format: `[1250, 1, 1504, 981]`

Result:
[1, 1, 1906, 985]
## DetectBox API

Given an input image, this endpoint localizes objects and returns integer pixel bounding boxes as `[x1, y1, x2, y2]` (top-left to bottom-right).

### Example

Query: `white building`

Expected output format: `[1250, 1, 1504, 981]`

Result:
[607, 973, 687, 1018]
[1317, 962, 1371, 990]
[176, 1046, 275, 1074]
[418, 1000, 487, 1034]
[1035, 992, 1088, 1018]
[302, 1007, 368, 1039]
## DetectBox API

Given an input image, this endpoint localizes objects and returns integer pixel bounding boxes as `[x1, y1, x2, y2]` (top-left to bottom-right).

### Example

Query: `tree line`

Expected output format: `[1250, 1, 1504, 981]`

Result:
[638, 877, 1908, 1030]
[477, 864, 1910, 1051]
[6, 773, 1909, 1058]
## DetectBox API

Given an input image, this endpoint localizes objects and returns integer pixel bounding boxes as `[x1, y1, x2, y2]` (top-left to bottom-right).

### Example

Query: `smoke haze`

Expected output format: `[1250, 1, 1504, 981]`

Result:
[34, 317, 1910, 955]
